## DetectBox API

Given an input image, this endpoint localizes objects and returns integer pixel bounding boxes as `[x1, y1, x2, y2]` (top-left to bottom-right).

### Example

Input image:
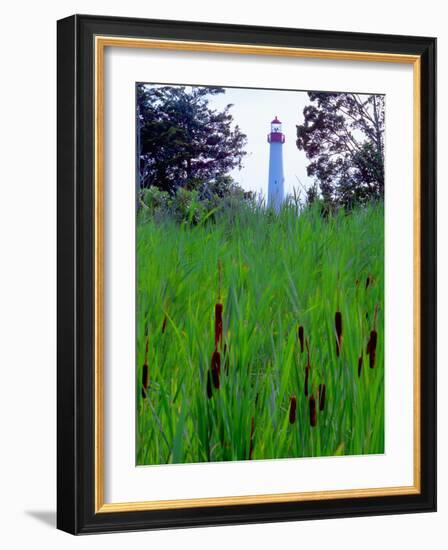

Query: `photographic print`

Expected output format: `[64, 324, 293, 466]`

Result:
[136, 82, 385, 466]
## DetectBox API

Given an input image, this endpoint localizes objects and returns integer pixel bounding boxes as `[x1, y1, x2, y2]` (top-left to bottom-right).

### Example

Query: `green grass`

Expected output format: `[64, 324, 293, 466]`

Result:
[136, 202, 384, 465]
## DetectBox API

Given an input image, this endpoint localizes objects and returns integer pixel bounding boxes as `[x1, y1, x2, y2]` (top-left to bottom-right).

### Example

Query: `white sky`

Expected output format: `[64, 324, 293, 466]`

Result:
[207, 86, 314, 200]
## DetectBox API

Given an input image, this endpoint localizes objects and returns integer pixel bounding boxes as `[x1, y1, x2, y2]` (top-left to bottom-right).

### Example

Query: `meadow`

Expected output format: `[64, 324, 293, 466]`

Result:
[136, 201, 384, 465]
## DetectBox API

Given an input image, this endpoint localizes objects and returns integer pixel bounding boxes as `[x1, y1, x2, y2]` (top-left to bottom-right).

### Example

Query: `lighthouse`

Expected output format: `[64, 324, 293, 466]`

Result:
[267, 116, 285, 211]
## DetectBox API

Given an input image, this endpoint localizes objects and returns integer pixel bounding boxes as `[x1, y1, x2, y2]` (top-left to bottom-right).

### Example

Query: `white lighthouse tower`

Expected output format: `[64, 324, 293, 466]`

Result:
[267, 116, 285, 211]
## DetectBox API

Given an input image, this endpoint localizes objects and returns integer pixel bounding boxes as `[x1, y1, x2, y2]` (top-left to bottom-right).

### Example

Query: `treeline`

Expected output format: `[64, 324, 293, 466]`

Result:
[137, 84, 251, 222]
[296, 92, 385, 211]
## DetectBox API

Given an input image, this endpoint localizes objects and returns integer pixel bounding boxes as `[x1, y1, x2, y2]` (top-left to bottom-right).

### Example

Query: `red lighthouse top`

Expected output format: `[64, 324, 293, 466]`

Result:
[268, 116, 285, 143]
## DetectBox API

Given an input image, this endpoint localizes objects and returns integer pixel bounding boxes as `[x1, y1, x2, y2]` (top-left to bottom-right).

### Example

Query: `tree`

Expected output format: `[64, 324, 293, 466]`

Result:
[296, 92, 385, 209]
[137, 85, 247, 195]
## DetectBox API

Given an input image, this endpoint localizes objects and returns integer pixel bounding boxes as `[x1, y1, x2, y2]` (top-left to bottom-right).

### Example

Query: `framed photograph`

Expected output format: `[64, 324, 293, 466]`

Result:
[57, 14, 436, 534]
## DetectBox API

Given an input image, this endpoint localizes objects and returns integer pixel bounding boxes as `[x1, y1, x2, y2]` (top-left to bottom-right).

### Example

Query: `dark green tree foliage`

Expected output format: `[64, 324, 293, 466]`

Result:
[137, 84, 247, 194]
[296, 92, 385, 209]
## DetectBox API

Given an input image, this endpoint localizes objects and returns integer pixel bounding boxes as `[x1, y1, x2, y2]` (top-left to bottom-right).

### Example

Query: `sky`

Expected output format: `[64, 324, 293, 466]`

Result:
[206, 86, 314, 200]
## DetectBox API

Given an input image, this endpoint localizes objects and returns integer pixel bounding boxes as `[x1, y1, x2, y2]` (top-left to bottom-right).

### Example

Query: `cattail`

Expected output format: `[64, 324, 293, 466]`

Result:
[309, 395, 317, 427]
[335, 311, 343, 356]
[298, 325, 304, 353]
[318, 384, 326, 411]
[211, 350, 221, 389]
[141, 363, 149, 399]
[249, 417, 255, 460]
[365, 275, 371, 289]
[206, 370, 213, 399]
[289, 396, 297, 424]
[367, 330, 378, 368]
[215, 303, 223, 348]
[358, 353, 363, 377]
[161, 314, 167, 334]
[141, 335, 149, 398]
[304, 366, 310, 397]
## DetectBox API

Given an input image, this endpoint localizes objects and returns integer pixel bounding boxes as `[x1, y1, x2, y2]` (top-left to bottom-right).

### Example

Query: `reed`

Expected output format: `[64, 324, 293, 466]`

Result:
[136, 200, 384, 465]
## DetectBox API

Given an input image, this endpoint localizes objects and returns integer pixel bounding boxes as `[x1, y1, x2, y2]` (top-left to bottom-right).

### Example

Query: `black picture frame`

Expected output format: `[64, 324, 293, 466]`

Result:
[57, 14, 436, 535]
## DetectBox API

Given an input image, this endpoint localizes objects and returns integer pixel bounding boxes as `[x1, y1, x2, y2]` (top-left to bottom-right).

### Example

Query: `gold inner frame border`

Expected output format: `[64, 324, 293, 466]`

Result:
[94, 36, 421, 513]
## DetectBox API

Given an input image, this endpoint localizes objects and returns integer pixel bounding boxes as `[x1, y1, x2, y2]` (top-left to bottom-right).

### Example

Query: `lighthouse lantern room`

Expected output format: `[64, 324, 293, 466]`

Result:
[267, 116, 285, 211]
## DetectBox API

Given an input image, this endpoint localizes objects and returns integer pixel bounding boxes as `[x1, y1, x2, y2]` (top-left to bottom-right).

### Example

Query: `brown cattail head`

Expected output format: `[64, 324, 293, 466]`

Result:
[304, 366, 310, 397]
[211, 350, 221, 389]
[206, 370, 213, 399]
[335, 311, 343, 356]
[289, 396, 297, 424]
[215, 303, 223, 348]
[249, 417, 255, 460]
[318, 384, 326, 411]
[367, 330, 378, 368]
[358, 353, 363, 377]
[141, 363, 149, 398]
[365, 275, 371, 289]
[298, 325, 304, 353]
[161, 314, 167, 334]
[309, 395, 317, 427]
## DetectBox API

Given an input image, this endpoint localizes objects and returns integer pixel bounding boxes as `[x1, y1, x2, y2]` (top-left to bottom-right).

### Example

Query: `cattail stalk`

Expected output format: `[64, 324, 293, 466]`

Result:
[215, 303, 223, 348]
[217, 259, 222, 300]
[318, 384, 326, 411]
[223, 342, 230, 372]
[309, 395, 317, 427]
[335, 311, 343, 356]
[289, 396, 297, 424]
